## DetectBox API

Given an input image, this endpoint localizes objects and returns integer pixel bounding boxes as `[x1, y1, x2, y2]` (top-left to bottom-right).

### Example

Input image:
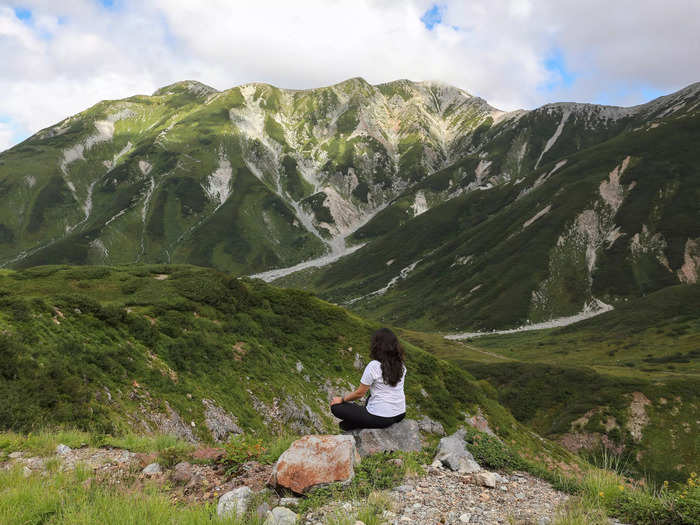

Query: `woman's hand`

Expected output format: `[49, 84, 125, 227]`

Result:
[330, 396, 343, 406]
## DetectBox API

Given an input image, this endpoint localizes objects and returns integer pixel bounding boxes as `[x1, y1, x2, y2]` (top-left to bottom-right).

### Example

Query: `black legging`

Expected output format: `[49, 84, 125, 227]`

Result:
[331, 401, 405, 431]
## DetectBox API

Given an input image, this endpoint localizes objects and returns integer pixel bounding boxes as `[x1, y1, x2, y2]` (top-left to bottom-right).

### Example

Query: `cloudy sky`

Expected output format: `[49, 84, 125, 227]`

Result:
[1, 0, 699, 151]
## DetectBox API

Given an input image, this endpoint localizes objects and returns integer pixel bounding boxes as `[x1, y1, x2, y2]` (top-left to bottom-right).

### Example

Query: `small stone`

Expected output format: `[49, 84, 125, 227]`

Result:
[354, 521, 366, 525]
[389, 458, 404, 468]
[263, 506, 298, 525]
[56, 444, 72, 455]
[8, 451, 24, 459]
[342, 502, 352, 512]
[394, 484, 413, 493]
[500, 485, 508, 492]
[22, 466, 32, 477]
[217, 486, 253, 518]
[476, 471, 497, 488]
[142, 463, 162, 475]
[459, 513, 471, 523]
[279, 497, 301, 507]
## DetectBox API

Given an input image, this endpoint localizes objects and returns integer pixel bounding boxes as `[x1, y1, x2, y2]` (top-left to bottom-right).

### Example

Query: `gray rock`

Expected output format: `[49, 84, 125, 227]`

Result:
[418, 416, 446, 436]
[8, 451, 24, 459]
[279, 497, 301, 507]
[142, 463, 162, 475]
[353, 353, 364, 370]
[434, 430, 481, 473]
[202, 398, 242, 442]
[459, 513, 471, 524]
[476, 471, 497, 488]
[348, 419, 422, 457]
[257, 502, 271, 518]
[263, 506, 298, 525]
[22, 466, 32, 477]
[56, 444, 72, 455]
[171, 461, 193, 483]
[217, 486, 253, 518]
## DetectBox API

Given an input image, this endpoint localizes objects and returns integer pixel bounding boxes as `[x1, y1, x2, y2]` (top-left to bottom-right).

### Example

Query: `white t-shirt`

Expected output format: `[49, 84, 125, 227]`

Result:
[360, 360, 406, 417]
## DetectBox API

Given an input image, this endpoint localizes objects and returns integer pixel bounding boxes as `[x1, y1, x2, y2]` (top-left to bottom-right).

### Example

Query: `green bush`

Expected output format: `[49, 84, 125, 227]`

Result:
[463, 427, 526, 471]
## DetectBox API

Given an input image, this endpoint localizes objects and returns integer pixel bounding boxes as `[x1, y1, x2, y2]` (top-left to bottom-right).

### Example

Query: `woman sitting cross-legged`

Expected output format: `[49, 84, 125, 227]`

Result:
[330, 327, 406, 431]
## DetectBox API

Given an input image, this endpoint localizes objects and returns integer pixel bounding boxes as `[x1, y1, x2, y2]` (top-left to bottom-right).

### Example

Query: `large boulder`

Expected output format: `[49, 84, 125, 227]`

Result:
[272, 435, 360, 494]
[348, 419, 422, 457]
[434, 429, 481, 473]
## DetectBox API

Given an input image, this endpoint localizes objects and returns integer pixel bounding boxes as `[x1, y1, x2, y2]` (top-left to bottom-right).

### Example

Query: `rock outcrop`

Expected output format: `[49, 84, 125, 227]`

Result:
[434, 429, 481, 473]
[272, 435, 360, 494]
[348, 419, 422, 457]
[202, 398, 242, 442]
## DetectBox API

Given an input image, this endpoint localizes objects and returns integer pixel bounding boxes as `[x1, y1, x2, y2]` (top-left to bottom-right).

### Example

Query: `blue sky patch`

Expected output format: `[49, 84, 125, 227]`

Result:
[14, 7, 32, 22]
[421, 4, 444, 30]
[543, 48, 576, 89]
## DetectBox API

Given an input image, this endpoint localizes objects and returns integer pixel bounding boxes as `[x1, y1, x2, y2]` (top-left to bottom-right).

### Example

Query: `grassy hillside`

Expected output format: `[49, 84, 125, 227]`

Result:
[0, 264, 558, 457]
[414, 285, 700, 483]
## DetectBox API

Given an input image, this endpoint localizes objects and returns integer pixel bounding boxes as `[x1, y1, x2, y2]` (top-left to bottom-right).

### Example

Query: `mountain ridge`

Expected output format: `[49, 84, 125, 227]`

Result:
[0, 77, 698, 330]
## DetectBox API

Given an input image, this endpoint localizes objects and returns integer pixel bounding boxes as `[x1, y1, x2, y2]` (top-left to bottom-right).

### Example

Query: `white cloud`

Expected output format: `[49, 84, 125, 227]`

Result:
[1, 0, 699, 151]
[0, 122, 18, 152]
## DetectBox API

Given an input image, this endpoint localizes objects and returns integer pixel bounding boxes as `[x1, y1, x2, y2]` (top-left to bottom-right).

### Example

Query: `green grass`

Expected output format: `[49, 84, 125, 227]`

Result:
[0, 464, 263, 524]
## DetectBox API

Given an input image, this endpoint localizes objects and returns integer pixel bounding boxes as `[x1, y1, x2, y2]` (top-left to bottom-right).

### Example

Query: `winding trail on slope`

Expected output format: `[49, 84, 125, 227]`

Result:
[445, 299, 613, 340]
[250, 243, 364, 282]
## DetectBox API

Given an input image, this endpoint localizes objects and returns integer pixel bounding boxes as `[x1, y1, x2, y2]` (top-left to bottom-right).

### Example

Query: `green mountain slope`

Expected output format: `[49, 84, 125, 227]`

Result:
[0, 78, 697, 331]
[414, 285, 700, 482]
[277, 85, 700, 330]
[0, 78, 496, 274]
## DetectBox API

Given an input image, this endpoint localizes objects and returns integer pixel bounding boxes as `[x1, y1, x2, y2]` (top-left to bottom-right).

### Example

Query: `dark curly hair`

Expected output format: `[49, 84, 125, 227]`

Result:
[369, 328, 405, 386]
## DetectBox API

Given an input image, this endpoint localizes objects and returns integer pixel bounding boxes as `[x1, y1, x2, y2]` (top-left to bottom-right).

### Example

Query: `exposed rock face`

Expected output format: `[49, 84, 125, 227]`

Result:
[626, 392, 652, 442]
[263, 506, 298, 525]
[272, 435, 360, 494]
[348, 419, 423, 457]
[418, 415, 446, 435]
[202, 398, 242, 442]
[217, 486, 253, 518]
[464, 409, 496, 437]
[434, 429, 482, 474]
[279, 396, 324, 435]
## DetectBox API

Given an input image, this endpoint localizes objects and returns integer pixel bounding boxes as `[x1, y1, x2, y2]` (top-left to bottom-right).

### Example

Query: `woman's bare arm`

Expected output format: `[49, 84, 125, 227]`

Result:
[331, 383, 369, 405]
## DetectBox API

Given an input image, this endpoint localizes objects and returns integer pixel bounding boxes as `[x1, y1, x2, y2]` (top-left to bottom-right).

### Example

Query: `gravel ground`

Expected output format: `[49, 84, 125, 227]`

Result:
[303, 466, 568, 525]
